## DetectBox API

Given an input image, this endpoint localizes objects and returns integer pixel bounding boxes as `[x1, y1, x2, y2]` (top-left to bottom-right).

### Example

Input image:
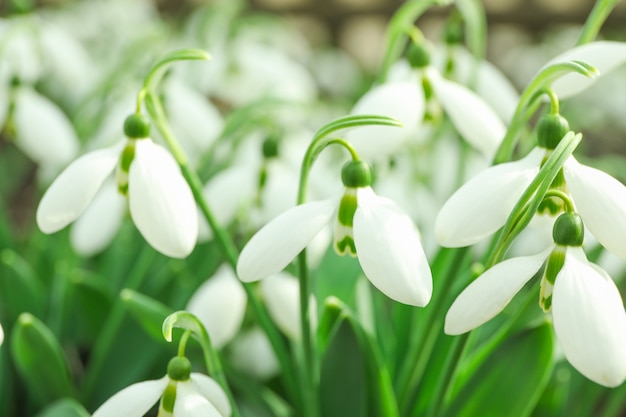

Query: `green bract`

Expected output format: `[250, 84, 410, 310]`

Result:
[537, 113, 570, 150]
[167, 356, 192, 381]
[341, 160, 372, 188]
[553, 212, 584, 246]
[123, 114, 151, 139]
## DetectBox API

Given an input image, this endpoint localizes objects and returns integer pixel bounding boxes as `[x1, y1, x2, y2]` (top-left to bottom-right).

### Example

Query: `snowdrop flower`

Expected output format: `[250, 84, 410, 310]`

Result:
[384, 41, 507, 161]
[37, 114, 198, 258]
[93, 356, 231, 417]
[445, 212, 626, 387]
[436, 112, 626, 261]
[186, 265, 247, 349]
[229, 327, 280, 380]
[237, 159, 432, 307]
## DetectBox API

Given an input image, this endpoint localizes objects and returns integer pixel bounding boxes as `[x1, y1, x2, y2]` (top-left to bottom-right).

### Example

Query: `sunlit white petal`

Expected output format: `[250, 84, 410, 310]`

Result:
[129, 140, 198, 258]
[345, 81, 424, 160]
[237, 200, 336, 282]
[428, 68, 506, 159]
[36, 144, 121, 233]
[186, 265, 247, 349]
[174, 380, 223, 417]
[354, 188, 432, 306]
[260, 272, 317, 341]
[553, 247, 626, 387]
[445, 250, 549, 335]
[544, 41, 626, 99]
[435, 147, 543, 247]
[70, 180, 126, 256]
[190, 373, 231, 417]
[229, 327, 280, 380]
[564, 157, 626, 260]
[92, 377, 167, 417]
[13, 87, 79, 167]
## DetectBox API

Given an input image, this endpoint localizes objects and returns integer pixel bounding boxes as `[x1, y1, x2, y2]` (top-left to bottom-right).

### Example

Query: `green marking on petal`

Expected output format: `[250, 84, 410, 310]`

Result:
[337, 189, 358, 227]
[160, 380, 177, 413]
[334, 236, 357, 257]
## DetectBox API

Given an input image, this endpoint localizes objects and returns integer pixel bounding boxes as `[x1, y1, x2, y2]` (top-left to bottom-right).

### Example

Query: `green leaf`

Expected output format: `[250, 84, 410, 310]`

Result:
[34, 398, 90, 417]
[318, 297, 399, 417]
[121, 289, 174, 341]
[444, 323, 555, 417]
[0, 249, 46, 318]
[10, 313, 75, 406]
[320, 319, 368, 417]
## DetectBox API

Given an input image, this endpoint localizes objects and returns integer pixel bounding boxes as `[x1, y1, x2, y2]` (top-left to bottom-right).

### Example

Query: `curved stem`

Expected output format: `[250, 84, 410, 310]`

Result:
[543, 189, 575, 212]
[177, 330, 192, 357]
[577, 0, 621, 46]
[144, 91, 301, 408]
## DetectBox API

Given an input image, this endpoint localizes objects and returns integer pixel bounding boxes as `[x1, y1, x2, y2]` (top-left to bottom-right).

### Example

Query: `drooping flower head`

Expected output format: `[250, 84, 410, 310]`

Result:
[445, 211, 626, 387]
[237, 158, 432, 307]
[36, 113, 198, 258]
[93, 356, 231, 417]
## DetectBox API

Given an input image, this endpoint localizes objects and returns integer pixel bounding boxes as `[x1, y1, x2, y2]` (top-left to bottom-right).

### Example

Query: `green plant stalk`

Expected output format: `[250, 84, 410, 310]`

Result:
[421, 333, 470, 417]
[456, 0, 487, 62]
[493, 61, 596, 164]
[377, 0, 439, 83]
[82, 246, 156, 402]
[143, 91, 301, 408]
[396, 247, 470, 413]
[577, 0, 622, 45]
[487, 132, 582, 268]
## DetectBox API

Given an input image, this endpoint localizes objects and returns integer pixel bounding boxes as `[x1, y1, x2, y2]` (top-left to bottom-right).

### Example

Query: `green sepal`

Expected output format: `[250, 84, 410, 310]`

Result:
[537, 113, 570, 150]
[121, 289, 174, 341]
[552, 212, 584, 246]
[167, 356, 192, 381]
[124, 114, 151, 138]
[444, 323, 555, 417]
[341, 160, 372, 188]
[34, 398, 90, 417]
[10, 313, 75, 405]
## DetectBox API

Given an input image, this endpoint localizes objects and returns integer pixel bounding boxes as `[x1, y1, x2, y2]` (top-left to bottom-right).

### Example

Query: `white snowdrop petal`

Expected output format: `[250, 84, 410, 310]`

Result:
[345, 81, 424, 160]
[129, 140, 198, 258]
[36, 144, 121, 233]
[165, 79, 224, 157]
[435, 147, 543, 247]
[186, 265, 247, 349]
[92, 377, 167, 417]
[13, 87, 79, 167]
[564, 158, 626, 260]
[444, 250, 549, 335]
[354, 188, 432, 306]
[553, 248, 626, 387]
[260, 272, 316, 341]
[70, 180, 126, 256]
[174, 381, 224, 417]
[237, 200, 336, 282]
[190, 374, 231, 417]
[229, 327, 280, 380]
[0, 322, 3, 346]
[198, 165, 255, 242]
[428, 69, 506, 160]
[544, 41, 626, 99]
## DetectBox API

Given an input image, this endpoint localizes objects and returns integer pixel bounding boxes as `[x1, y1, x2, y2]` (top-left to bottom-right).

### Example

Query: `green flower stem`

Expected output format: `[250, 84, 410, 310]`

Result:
[143, 91, 301, 408]
[293, 115, 402, 417]
[377, 0, 439, 83]
[177, 330, 192, 357]
[577, 0, 622, 45]
[456, 0, 487, 62]
[543, 189, 575, 212]
[396, 247, 470, 415]
[82, 246, 156, 402]
[493, 62, 596, 165]
[487, 132, 582, 269]
[421, 333, 470, 417]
